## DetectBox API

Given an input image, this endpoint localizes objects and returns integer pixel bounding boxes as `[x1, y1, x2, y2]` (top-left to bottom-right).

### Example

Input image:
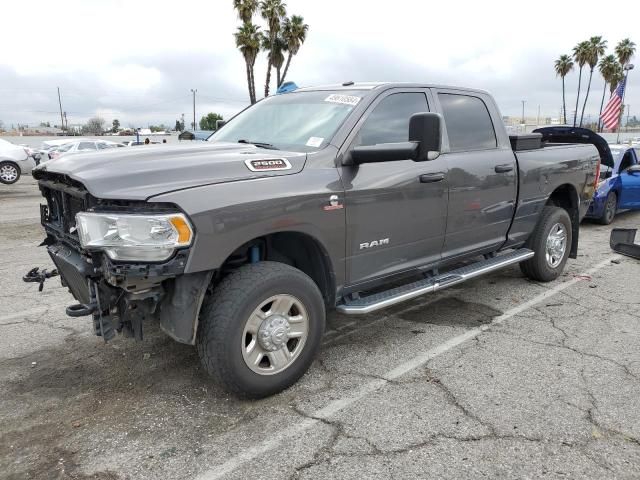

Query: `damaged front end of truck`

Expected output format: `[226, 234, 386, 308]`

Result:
[25, 171, 211, 344]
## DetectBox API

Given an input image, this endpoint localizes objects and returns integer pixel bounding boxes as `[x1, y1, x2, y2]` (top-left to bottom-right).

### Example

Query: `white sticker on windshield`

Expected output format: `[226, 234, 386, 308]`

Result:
[306, 137, 324, 148]
[324, 94, 361, 106]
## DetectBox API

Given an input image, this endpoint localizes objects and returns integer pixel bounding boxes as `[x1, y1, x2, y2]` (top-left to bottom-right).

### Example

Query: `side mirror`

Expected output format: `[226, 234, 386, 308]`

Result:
[409, 112, 442, 161]
[216, 119, 226, 130]
[627, 165, 640, 175]
[351, 142, 418, 164]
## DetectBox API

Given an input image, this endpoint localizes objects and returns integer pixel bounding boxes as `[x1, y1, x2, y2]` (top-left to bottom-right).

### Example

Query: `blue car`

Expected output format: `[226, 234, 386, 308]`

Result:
[586, 145, 640, 224]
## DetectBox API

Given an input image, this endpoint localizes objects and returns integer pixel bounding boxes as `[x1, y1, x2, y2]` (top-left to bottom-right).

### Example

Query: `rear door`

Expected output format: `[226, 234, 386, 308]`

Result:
[619, 149, 640, 209]
[434, 90, 517, 259]
[340, 88, 448, 286]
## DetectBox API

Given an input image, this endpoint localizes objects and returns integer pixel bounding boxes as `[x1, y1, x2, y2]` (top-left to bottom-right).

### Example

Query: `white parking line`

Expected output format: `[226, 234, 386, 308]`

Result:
[195, 255, 619, 480]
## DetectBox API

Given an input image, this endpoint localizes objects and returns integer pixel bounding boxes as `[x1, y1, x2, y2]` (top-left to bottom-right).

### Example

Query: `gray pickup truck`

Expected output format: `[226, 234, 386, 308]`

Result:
[28, 82, 613, 398]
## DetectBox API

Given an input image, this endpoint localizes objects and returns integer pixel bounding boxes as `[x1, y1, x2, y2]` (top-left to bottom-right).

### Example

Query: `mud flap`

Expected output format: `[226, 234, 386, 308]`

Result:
[610, 228, 640, 260]
[159, 271, 214, 345]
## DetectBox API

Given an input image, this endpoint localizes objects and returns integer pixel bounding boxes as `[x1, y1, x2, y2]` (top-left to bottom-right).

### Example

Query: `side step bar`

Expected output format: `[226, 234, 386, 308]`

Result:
[337, 248, 534, 315]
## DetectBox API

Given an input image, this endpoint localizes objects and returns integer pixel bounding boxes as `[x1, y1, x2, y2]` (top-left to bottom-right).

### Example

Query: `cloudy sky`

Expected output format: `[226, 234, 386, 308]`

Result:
[1, 0, 638, 128]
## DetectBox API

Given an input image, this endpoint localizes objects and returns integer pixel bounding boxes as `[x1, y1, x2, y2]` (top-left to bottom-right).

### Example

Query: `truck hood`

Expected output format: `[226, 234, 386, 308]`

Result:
[33, 142, 307, 200]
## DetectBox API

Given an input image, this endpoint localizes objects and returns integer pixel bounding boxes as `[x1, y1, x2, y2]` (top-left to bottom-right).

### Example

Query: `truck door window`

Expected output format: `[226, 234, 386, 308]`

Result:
[438, 93, 497, 152]
[354, 92, 428, 147]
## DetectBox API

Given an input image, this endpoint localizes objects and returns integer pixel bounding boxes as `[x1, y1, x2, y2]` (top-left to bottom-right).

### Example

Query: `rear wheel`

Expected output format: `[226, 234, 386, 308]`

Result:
[196, 261, 325, 398]
[0, 162, 20, 184]
[520, 206, 572, 282]
[597, 191, 617, 225]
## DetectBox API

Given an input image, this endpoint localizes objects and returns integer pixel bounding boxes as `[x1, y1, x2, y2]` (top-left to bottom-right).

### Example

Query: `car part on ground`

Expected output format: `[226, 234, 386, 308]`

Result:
[610, 228, 640, 260]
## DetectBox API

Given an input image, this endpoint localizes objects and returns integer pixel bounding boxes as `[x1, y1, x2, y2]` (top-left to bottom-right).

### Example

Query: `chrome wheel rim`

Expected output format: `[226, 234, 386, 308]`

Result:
[545, 223, 567, 268]
[0, 165, 18, 182]
[241, 294, 309, 375]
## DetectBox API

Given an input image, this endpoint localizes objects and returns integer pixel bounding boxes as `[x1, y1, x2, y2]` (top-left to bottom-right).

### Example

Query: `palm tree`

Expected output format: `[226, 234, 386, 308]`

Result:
[280, 15, 309, 87]
[261, 32, 287, 86]
[572, 41, 591, 127]
[615, 38, 637, 66]
[234, 23, 261, 104]
[579, 36, 607, 127]
[554, 54, 573, 124]
[260, 0, 287, 97]
[233, 0, 258, 23]
[597, 55, 618, 131]
[609, 63, 624, 93]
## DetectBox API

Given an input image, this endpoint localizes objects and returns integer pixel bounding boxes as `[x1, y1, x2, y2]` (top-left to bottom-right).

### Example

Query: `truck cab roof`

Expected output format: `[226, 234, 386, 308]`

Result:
[294, 82, 490, 96]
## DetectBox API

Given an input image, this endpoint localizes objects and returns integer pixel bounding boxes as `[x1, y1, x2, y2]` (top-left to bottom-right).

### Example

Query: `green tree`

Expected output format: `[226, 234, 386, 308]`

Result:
[235, 23, 261, 104]
[615, 38, 637, 66]
[175, 119, 184, 132]
[199, 112, 224, 130]
[579, 36, 607, 127]
[112, 119, 120, 133]
[572, 41, 591, 127]
[554, 54, 573, 125]
[280, 14, 308, 87]
[262, 32, 286, 86]
[233, 0, 258, 23]
[260, 0, 287, 98]
[597, 55, 618, 131]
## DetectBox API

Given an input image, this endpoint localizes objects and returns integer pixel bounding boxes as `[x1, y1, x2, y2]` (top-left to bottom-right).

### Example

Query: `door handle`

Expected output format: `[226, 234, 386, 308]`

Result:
[419, 173, 445, 183]
[495, 164, 514, 173]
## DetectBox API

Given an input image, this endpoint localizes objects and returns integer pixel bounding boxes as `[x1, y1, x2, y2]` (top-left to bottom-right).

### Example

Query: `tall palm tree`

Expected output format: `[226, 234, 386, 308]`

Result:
[554, 54, 573, 125]
[609, 63, 624, 93]
[280, 15, 309, 87]
[234, 23, 261, 104]
[233, 0, 258, 23]
[261, 32, 286, 86]
[260, 0, 287, 97]
[597, 55, 618, 131]
[579, 36, 607, 127]
[615, 38, 637, 66]
[572, 41, 591, 127]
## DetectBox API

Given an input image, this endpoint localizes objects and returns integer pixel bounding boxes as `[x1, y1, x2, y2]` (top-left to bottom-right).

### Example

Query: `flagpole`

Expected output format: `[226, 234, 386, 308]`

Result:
[616, 64, 634, 143]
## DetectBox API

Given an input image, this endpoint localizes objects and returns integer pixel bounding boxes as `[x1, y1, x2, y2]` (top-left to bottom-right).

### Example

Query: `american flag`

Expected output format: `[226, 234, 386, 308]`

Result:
[600, 77, 626, 130]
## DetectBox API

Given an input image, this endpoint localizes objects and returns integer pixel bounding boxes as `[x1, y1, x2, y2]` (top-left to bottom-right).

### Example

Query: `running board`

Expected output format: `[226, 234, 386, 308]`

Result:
[336, 249, 534, 315]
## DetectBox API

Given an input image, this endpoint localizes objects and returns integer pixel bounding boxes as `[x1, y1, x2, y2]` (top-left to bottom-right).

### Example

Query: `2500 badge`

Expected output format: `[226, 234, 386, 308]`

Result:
[245, 158, 292, 172]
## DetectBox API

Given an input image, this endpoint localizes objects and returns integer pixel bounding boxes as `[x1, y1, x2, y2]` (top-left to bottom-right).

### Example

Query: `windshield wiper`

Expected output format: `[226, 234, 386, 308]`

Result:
[237, 139, 279, 150]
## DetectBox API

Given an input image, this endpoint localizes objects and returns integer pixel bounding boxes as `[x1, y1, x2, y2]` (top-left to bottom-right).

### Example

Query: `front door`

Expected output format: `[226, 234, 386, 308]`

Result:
[340, 90, 448, 286]
[619, 150, 640, 209]
[435, 91, 518, 259]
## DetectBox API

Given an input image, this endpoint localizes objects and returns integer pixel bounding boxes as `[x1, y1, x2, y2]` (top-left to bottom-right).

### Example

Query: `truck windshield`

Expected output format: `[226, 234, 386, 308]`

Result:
[209, 90, 363, 152]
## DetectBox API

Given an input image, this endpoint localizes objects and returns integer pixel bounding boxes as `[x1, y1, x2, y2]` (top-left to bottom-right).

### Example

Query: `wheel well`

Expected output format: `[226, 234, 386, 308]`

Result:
[220, 232, 336, 306]
[545, 184, 579, 258]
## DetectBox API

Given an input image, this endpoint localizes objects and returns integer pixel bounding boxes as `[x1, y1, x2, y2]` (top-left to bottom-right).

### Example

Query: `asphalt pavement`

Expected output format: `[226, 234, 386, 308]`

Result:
[1, 177, 640, 480]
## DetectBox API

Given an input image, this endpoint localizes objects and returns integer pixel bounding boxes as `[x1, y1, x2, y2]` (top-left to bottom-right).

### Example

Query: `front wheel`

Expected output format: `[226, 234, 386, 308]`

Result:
[196, 261, 325, 398]
[0, 162, 20, 184]
[520, 206, 572, 282]
[597, 191, 617, 225]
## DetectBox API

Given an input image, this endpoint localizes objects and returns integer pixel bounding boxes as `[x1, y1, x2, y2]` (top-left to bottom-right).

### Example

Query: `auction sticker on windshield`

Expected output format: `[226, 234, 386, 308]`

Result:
[324, 94, 361, 106]
[306, 137, 324, 147]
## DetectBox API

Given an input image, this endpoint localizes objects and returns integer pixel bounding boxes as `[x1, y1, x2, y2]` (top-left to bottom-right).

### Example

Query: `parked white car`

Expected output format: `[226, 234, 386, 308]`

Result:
[45, 139, 125, 161]
[0, 138, 36, 184]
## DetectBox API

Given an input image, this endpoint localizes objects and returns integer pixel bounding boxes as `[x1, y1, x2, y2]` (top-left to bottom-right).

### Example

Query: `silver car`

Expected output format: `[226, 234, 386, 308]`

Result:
[0, 139, 36, 184]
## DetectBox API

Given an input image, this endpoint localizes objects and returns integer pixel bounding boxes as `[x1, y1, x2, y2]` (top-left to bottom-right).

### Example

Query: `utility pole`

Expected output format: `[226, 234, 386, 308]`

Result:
[63, 112, 68, 132]
[190, 89, 197, 131]
[617, 64, 634, 143]
[57, 87, 64, 130]
[521, 100, 526, 126]
[626, 105, 631, 132]
[537, 104, 540, 127]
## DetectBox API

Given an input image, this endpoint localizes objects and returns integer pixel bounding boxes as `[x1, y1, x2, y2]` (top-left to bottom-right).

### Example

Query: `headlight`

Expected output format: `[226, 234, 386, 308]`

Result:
[76, 212, 193, 261]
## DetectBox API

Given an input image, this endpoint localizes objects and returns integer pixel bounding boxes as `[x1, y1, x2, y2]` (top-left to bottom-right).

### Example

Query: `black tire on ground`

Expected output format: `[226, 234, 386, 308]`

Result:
[0, 161, 20, 185]
[196, 261, 325, 398]
[597, 191, 617, 225]
[520, 206, 572, 282]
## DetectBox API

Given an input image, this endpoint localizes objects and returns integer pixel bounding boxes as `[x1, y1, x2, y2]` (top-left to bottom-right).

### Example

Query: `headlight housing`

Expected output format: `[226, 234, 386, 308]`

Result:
[76, 212, 193, 262]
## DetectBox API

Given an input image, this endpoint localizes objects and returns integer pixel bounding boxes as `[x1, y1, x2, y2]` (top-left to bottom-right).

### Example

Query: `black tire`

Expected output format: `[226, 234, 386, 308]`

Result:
[520, 206, 572, 282]
[196, 261, 325, 398]
[0, 161, 20, 185]
[597, 191, 617, 225]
